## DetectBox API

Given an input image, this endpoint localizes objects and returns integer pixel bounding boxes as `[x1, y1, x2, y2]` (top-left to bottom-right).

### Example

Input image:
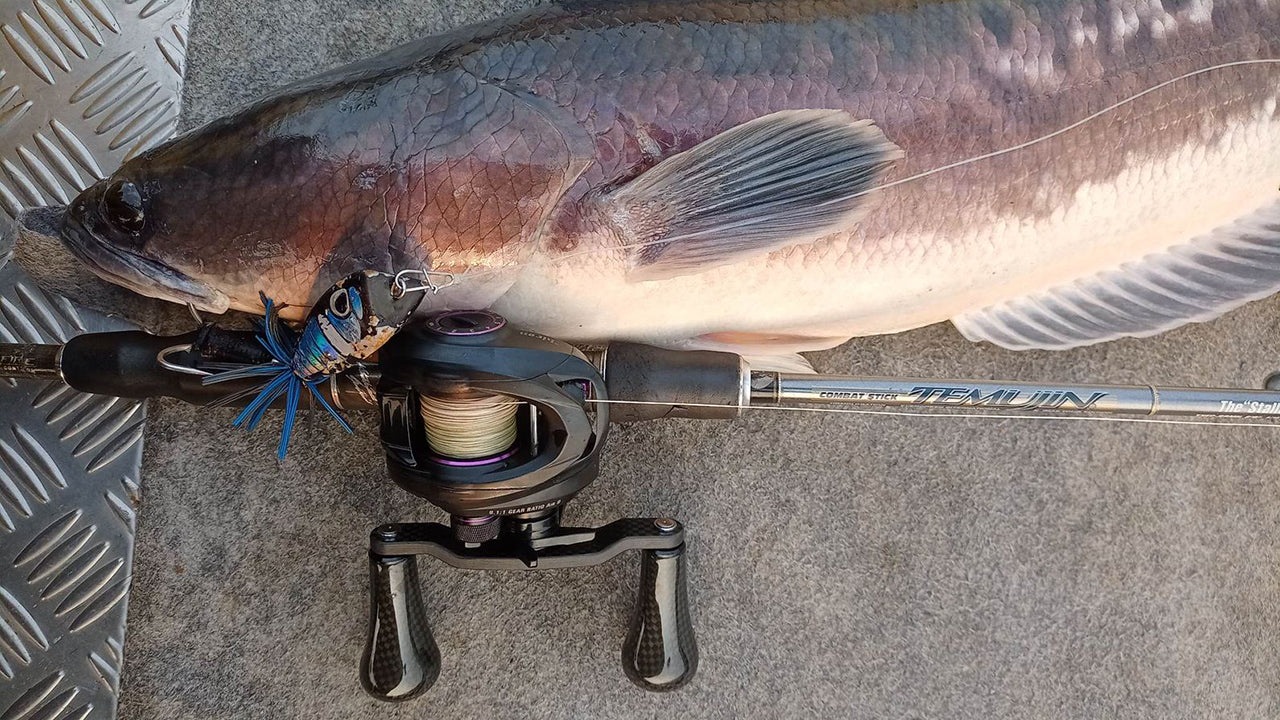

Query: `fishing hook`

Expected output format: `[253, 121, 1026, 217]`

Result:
[156, 343, 212, 377]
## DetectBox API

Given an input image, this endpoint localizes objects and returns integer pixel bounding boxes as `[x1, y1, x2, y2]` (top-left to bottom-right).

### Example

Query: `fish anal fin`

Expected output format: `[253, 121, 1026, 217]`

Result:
[953, 199, 1280, 350]
[606, 110, 902, 282]
[696, 331, 851, 354]
[674, 330, 859, 374]
[740, 353, 817, 374]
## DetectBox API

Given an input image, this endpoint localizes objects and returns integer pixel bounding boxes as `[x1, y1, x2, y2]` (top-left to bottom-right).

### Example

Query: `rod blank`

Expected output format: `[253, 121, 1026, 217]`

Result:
[0, 343, 60, 378]
[752, 373, 1280, 419]
[7, 334, 1280, 422]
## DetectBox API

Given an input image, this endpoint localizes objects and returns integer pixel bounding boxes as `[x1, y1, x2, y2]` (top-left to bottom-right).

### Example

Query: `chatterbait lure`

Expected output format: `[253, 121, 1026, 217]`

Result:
[203, 270, 427, 458]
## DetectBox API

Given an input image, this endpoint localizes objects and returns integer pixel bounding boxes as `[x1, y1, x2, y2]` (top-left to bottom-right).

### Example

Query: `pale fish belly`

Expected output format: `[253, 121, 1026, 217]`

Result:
[495, 89, 1280, 349]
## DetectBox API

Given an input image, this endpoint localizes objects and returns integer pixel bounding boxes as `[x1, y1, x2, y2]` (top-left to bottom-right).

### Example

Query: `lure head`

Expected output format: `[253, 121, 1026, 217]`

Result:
[303, 270, 425, 366]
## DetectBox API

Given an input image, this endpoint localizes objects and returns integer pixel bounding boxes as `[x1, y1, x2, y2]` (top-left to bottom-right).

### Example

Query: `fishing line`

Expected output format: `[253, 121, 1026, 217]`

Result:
[386, 395, 1280, 428]
[395, 58, 1280, 435]
[583, 397, 1280, 429]
[442, 57, 1280, 284]
[841, 58, 1280, 207]
[420, 392, 522, 458]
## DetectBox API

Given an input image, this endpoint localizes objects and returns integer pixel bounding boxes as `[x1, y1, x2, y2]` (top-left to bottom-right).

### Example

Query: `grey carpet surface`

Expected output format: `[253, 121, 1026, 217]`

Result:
[117, 2, 1280, 718]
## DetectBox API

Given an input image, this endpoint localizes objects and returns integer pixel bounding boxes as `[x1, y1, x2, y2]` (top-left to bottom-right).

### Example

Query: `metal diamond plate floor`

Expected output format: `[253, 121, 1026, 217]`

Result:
[0, 0, 189, 220]
[0, 257, 143, 720]
[0, 0, 187, 717]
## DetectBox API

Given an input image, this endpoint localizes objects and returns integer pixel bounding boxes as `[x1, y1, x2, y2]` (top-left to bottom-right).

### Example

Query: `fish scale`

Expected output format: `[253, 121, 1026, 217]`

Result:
[45, 0, 1280, 354]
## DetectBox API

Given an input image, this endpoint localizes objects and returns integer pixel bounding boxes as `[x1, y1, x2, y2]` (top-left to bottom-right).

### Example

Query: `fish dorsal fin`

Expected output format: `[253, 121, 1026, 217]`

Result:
[605, 110, 902, 281]
[953, 199, 1280, 350]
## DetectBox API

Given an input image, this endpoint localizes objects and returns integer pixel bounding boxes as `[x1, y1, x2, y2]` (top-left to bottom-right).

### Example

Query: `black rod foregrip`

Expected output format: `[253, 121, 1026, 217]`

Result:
[602, 343, 744, 422]
[55, 330, 376, 408]
[60, 330, 200, 399]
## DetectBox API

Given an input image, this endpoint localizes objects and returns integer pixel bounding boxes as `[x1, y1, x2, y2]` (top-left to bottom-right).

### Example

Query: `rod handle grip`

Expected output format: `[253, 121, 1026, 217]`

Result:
[603, 342, 743, 422]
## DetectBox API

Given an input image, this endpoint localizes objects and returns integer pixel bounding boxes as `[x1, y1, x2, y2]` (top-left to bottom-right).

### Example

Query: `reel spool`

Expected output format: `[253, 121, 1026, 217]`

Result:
[419, 391, 521, 459]
[365, 310, 696, 699]
[413, 311, 523, 461]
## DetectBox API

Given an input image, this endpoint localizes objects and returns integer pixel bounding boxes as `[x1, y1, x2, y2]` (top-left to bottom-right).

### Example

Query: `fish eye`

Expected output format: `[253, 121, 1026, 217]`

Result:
[101, 180, 145, 234]
[329, 288, 352, 318]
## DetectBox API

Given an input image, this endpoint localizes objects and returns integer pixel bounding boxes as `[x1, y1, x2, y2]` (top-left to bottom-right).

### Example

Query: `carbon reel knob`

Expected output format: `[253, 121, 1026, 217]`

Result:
[360, 554, 441, 701]
[622, 542, 699, 690]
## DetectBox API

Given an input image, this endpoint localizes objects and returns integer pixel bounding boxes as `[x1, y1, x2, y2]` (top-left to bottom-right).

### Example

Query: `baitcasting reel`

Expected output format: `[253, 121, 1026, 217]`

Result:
[364, 310, 698, 699]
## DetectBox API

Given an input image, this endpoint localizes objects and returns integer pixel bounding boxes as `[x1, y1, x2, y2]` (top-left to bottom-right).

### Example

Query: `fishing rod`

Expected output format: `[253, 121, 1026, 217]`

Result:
[6, 319, 1280, 421]
[2, 309, 1279, 700]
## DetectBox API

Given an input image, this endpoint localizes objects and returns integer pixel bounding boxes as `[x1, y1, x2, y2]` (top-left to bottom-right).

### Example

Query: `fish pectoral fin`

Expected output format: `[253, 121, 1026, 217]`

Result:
[607, 110, 902, 282]
[953, 199, 1280, 351]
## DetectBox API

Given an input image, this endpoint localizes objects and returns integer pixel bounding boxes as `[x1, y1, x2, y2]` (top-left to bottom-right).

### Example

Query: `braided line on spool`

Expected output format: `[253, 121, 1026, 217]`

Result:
[419, 392, 521, 459]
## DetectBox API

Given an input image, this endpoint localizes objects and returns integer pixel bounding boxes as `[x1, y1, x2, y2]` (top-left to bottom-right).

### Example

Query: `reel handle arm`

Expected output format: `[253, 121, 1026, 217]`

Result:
[362, 517, 697, 698]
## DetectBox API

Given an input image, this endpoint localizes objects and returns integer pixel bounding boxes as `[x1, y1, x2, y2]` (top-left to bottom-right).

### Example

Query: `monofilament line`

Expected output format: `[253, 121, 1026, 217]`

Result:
[584, 397, 1280, 429]
[449, 57, 1280, 282]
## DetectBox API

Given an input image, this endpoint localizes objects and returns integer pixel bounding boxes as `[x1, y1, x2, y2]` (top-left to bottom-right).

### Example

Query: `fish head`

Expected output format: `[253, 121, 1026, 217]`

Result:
[61, 63, 594, 318]
[60, 103, 335, 316]
[303, 270, 424, 360]
[62, 168, 233, 314]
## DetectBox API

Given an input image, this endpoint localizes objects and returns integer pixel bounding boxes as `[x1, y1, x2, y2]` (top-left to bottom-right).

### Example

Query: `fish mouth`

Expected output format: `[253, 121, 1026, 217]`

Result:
[54, 208, 230, 313]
